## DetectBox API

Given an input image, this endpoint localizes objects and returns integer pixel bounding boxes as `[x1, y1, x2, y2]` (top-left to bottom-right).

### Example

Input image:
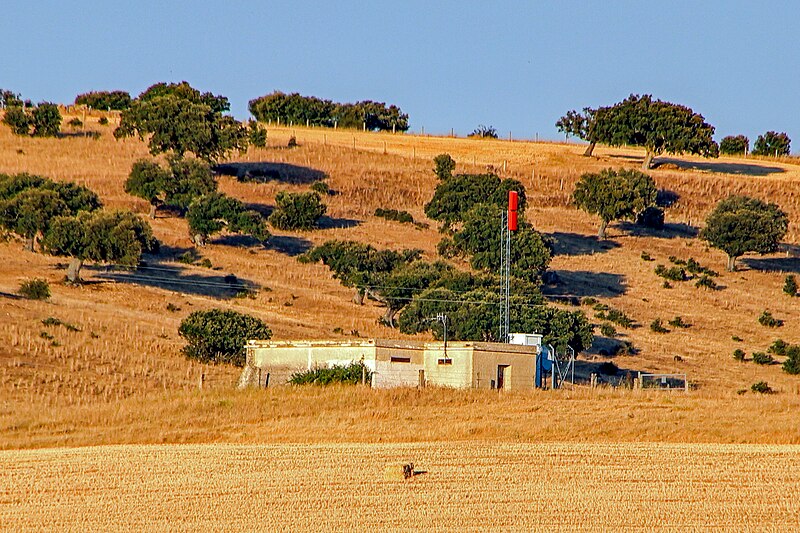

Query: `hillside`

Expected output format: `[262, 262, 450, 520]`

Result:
[1, 119, 799, 447]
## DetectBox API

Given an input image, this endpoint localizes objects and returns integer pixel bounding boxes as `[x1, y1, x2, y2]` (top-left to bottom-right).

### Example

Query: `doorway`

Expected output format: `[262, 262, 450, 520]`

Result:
[497, 365, 510, 390]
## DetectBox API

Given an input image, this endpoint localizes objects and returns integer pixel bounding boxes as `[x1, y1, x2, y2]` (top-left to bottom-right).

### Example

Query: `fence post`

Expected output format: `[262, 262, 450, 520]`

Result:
[361, 364, 366, 385]
[418, 369, 425, 388]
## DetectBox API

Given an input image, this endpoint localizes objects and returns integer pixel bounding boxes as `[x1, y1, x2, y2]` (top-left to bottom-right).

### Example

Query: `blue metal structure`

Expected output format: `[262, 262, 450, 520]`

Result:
[535, 344, 575, 389]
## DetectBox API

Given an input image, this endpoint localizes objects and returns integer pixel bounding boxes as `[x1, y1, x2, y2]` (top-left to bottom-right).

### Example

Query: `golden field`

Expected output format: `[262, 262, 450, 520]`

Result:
[0, 117, 799, 442]
[3, 441, 800, 531]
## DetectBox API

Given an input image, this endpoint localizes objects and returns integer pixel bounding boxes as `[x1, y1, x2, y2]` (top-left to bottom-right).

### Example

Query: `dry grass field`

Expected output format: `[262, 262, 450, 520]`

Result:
[3, 441, 800, 531]
[1, 120, 798, 414]
[2, 115, 800, 529]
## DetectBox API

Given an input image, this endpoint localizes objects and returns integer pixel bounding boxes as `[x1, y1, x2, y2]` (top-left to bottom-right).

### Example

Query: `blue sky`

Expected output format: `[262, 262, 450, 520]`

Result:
[2, 1, 798, 148]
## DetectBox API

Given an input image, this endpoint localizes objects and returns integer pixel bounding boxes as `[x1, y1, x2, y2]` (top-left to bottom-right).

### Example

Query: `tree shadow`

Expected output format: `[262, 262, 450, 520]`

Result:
[617, 221, 699, 239]
[549, 232, 620, 256]
[268, 235, 313, 256]
[57, 131, 101, 139]
[0, 291, 23, 300]
[244, 202, 274, 218]
[318, 216, 361, 230]
[741, 257, 800, 274]
[572, 360, 646, 387]
[92, 259, 258, 298]
[656, 190, 680, 208]
[654, 157, 786, 176]
[214, 162, 327, 184]
[542, 271, 626, 298]
[211, 234, 266, 248]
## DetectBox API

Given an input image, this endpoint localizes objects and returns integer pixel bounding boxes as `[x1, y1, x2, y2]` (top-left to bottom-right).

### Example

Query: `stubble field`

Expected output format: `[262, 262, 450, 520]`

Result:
[3, 441, 799, 531]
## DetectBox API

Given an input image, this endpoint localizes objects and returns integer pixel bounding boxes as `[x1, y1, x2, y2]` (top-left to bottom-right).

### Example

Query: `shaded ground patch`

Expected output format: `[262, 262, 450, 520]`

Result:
[617, 221, 699, 239]
[655, 157, 786, 177]
[543, 271, 626, 298]
[93, 260, 258, 298]
[268, 235, 313, 256]
[549, 232, 620, 256]
[742, 256, 800, 274]
[317, 216, 361, 230]
[214, 162, 327, 184]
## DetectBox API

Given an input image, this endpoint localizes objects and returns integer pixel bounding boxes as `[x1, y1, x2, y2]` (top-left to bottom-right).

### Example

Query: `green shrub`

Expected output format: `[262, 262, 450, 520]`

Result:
[751, 352, 774, 365]
[269, 191, 326, 230]
[768, 339, 788, 356]
[248, 120, 267, 147]
[782, 346, 800, 375]
[581, 297, 598, 307]
[30, 102, 62, 137]
[433, 153, 456, 181]
[178, 309, 271, 366]
[67, 117, 83, 128]
[655, 264, 687, 282]
[18, 278, 50, 300]
[289, 361, 371, 385]
[310, 181, 332, 195]
[732, 349, 746, 362]
[41, 316, 80, 332]
[752, 131, 790, 157]
[758, 310, 782, 328]
[287, 135, 298, 148]
[3, 105, 31, 134]
[650, 318, 669, 333]
[668, 316, 691, 329]
[599, 323, 616, 337]
[695, 275, 717, 290]
[784, 275, 798, 297]
[719, 135, 749, 155]
[595, 307, 633, 328]
[98, 117, 109, 126]
[751, 381, 773, 394]
[732, 335, 743, 342]
[640, 251, 653, 261]
[75, 90, 131, 111]
[374, 208, 414, 224]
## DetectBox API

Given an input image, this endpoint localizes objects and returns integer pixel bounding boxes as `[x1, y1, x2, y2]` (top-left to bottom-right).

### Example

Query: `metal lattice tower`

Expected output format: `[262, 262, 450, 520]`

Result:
[498, 211, 511, 343]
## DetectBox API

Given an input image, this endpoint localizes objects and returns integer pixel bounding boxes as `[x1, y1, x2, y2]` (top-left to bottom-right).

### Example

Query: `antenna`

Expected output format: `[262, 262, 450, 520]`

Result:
[499, 191, 518, 342]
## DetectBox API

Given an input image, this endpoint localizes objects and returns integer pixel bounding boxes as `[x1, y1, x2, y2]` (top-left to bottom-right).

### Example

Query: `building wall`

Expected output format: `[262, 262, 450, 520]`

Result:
[471, 343, 539, 390]
[240, 339, 538, 390]
[374, 340, 425, 389]
[422, 344, 473, 388]
[245, 340, 378, 386]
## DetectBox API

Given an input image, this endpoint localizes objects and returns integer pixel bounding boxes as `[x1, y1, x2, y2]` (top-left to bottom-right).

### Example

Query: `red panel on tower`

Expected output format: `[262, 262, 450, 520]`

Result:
[508, 210, 518, 231]
[508, 190, 518, 211]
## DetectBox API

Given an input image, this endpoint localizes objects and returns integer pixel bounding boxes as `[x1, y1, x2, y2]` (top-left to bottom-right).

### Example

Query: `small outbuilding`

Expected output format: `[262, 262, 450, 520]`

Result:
[238, 336, 543, 390]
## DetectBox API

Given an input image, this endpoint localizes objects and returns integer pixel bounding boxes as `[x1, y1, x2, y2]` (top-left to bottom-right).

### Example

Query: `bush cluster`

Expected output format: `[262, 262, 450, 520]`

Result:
[248, 91, 409, 132]
[269, 191, 326, 230]
[374, 208, 414, 224]
[758, 310, 782, 328]
[751, 352, 774, 365]
[75, 90, 131, 110]
[2, 101, 62, 137]
[178, 309, 271, 367]
[594, 306, 634, 328]
[784, 275, 798, 297]
[289, 362, 371, 385]
[18, 278, 50, 300]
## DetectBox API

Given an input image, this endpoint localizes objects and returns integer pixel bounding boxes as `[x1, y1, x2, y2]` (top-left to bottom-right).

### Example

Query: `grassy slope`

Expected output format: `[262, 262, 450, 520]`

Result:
[1, 118, 799, 448]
